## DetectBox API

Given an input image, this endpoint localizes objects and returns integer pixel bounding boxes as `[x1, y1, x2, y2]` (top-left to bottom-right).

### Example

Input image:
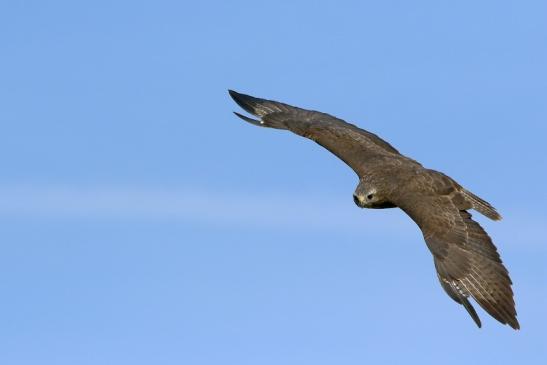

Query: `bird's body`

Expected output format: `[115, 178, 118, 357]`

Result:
[229, 90, 519, 329]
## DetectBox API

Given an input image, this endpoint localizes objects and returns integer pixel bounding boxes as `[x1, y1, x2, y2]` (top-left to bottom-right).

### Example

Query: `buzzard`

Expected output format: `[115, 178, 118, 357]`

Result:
[228, 90, 519, 330]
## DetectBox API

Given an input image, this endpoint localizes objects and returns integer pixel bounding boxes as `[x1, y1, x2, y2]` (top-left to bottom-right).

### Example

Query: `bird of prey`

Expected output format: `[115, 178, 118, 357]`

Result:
[228, 90, 519, 329]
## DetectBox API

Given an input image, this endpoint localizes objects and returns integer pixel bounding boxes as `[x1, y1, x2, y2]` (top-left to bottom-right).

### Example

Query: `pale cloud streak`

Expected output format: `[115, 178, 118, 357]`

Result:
[0, 184, 544, 246]
[0, 184, 411, 232]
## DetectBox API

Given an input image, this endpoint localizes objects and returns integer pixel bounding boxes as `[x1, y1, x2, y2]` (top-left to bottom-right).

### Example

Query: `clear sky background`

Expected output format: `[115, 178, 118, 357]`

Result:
[1, 1, 546, 364]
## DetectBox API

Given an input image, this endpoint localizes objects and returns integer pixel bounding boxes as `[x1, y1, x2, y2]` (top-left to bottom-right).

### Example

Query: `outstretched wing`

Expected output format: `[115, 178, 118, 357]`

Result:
[229, 90, 411, 177]
[397, 191, 519, 329]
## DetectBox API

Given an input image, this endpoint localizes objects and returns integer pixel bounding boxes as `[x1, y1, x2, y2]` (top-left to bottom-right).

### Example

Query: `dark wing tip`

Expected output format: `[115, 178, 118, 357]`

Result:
[228, 89, 240, 99]
[232, 111, 263, 127]
[228, 89, 261, 116]
[461, 298, 482, 328]
[508, 317, 521, 330]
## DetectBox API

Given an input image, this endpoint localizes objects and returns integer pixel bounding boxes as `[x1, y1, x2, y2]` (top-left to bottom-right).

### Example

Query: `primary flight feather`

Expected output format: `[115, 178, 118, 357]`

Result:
[228, 89, 519, 329]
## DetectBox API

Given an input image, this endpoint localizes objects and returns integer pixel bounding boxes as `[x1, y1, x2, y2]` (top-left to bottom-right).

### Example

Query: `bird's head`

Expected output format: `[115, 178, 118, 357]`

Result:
[353, 182, 394, 209]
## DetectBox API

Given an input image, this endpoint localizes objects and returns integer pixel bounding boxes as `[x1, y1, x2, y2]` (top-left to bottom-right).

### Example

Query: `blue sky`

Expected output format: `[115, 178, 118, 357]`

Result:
[1, 1, 546, 364]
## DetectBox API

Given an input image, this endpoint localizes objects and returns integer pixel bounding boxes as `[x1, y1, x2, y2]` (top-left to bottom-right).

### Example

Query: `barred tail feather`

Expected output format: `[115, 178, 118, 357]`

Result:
[463, 189, 502, 221]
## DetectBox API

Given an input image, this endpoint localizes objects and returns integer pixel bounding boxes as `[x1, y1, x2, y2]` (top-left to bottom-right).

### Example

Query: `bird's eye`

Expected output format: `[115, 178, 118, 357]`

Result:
[367, 194, 374, 200]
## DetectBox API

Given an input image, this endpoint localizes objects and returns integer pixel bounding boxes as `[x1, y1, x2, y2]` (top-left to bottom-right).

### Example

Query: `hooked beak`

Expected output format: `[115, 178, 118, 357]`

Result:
[353, 194, 366, 208]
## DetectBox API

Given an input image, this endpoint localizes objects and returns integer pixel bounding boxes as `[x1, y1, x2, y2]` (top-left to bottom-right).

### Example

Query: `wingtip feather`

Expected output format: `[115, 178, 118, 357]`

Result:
[232, 111, 263, 126]
[461, 298, 482, 328]
[227, 89, 240, 99]
[228, 89, 261, 116]
[508, 317, 520, 330]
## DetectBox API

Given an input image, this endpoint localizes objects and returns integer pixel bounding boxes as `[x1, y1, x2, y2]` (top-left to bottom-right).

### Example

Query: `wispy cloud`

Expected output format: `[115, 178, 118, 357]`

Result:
[0, 184, 411, 232]
[0, 184, 544, 246]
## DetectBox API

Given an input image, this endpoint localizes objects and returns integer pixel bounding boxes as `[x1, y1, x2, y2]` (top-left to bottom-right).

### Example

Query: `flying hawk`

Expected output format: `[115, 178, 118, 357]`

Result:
[228, 90, 519, 330]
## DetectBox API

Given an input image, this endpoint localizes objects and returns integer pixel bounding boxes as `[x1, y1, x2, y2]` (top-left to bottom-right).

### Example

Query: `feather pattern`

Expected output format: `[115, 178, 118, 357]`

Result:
[229, 90, 519, 329]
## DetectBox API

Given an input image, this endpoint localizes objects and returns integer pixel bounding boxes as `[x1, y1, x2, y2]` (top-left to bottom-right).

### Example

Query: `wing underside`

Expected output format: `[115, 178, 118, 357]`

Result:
[229, 90, 408, 176]
[400, 195, 519, 329]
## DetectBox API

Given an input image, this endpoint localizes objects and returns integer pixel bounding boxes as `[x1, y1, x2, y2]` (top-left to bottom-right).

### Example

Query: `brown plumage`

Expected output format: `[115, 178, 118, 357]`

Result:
[228, 90, 519, 329]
